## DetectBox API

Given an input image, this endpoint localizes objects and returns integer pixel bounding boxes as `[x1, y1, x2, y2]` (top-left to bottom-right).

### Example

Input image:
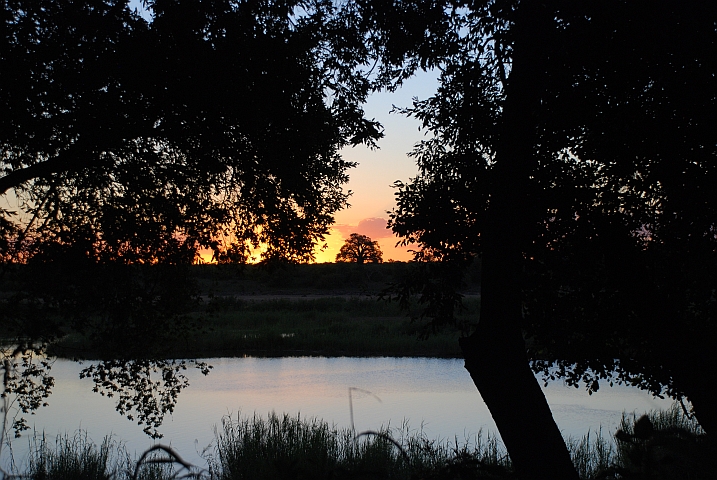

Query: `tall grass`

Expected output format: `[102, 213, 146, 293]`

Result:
[7, 414, 510, 480]
[24, 432, 118, 480]
[210, 412, 349, 480]
[566, 427, 615, 479]
[6, 404, 712, 480]
[209, 412, 510, 480]
[4, 432, 198, 480]
[612, 403, 711, 479]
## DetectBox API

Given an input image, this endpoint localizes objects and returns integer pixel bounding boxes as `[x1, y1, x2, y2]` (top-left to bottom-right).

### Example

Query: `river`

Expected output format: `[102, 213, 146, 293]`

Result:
[1, 356, 672, 470]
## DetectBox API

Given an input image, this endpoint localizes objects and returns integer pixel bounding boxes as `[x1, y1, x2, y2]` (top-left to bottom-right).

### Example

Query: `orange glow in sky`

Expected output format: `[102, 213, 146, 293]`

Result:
[201, 72, 437, 265]
[314, 72, 437, 263]
[314, 219, 414, 263]
[122, 1, 437, 265]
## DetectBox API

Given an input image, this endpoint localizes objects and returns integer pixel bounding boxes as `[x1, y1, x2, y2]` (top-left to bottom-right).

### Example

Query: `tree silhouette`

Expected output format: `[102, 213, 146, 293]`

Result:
[2, 0, 714, 470]
[0, 0, 382, 265]
[0, 0, 383, 437]
[336, 233, 383, 264]
[359, 0, 717, 476]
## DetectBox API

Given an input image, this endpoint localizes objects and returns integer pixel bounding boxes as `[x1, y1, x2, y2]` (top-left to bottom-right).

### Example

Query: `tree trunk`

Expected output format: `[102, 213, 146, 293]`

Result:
[686, 385, 715, 435]
[672, 360, 716, 434]
[459, 3, 579, 479]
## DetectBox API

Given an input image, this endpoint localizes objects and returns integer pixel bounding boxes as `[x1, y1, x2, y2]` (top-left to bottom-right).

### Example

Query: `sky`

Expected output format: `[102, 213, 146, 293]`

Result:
[314, 72, 438, 262]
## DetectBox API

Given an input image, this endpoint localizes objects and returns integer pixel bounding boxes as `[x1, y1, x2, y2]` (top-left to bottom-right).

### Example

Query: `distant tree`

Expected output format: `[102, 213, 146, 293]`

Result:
[336, 233, 383, 264]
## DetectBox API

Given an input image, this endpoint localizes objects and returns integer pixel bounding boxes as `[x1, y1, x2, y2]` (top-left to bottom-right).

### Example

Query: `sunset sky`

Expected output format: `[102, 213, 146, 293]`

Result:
[128, 0, 439, 263]
[0, 2, 441, 265]
[1, 68, 438, 264]
[314, 72, 438, 263]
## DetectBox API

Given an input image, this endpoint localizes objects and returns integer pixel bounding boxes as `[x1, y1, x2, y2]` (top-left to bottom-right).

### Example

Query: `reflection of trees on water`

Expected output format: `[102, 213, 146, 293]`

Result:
[1, 261, 213, 441]
[1, 345, 211, 440]
[1, 343, 54, 439]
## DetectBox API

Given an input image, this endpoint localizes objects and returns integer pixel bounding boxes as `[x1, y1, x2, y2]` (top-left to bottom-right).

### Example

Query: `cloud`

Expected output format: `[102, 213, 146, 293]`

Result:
[333, 217, 394, 240]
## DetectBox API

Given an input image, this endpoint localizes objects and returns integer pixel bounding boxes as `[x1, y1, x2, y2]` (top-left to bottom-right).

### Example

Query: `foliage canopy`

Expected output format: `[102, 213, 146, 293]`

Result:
[0, 0, 384, 265]
[386, 0, 717, 432]
[0, 0, 385, 439]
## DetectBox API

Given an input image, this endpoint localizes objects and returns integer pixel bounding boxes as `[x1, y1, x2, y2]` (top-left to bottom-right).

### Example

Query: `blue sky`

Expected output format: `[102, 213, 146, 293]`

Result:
[324, 71, 438, 261]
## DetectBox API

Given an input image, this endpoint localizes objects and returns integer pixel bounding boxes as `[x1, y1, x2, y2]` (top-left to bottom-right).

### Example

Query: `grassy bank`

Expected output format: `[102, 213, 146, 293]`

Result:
[51, 296, 479, 359]
[186, 262, 480, 358]
[185, 296, 477, 358]
[4, 405, 711, 480]
[5, 262, 482, 359]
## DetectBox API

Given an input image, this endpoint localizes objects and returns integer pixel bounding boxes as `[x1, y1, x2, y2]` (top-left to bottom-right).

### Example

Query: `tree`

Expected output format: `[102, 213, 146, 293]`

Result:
[378, 0, 716, 477]
[0, 0, 384, 438]
[336, 233, 383, 264]
[0, 0, 382, 265]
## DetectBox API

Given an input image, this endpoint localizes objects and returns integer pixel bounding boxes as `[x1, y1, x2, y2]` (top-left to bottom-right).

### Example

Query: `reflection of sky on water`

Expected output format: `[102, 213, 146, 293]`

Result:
[2, 357, 673, 470]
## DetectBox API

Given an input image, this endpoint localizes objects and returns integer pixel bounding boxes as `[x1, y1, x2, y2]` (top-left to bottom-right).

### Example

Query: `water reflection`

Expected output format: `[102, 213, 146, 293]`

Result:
[2, 356, 673, 469]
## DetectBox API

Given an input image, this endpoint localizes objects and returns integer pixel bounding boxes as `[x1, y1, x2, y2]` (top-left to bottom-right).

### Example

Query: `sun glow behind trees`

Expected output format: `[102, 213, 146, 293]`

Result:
[316, 71, 439, 263]
[1, 1, 431, 266]
[0, 0, 384, 265]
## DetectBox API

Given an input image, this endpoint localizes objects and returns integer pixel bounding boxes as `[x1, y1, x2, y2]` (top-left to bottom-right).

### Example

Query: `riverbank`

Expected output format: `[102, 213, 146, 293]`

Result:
[4, 262, 481, 360]
[50, 296, 476, 359]
[49, 292, 479, 360]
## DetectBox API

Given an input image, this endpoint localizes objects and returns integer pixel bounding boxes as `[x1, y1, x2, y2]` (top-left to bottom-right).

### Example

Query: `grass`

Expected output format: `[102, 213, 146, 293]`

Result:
[186, 296, 475, 358]
[209, 412, 510, 480]
[5, 262, 482, 359]
[50, 296, 479, 359]
[6, 413, 510, 480]
[179, 262, 481, 359]
[566, 427, 616, 480]
[22, 432, 119, 480]
[610, 404, 712, 479]
[4, 404, 712, 480]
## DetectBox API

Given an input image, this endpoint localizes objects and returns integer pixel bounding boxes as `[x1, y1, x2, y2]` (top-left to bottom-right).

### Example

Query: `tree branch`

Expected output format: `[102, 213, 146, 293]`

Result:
[0, 147, 91, 196]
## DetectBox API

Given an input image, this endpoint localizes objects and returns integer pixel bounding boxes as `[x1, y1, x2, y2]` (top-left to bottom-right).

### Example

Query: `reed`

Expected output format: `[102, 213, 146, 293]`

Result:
[24, 431, 118, 480]
[8, 405, 712, 479]
[612, 403, 712, 479]
[210, 412, 511, 480]
[11, 414, 511, 480]
[566, 427, 615, 479]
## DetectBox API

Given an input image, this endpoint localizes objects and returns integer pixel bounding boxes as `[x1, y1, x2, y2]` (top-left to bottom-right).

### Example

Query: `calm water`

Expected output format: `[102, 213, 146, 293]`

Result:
[2, 356, 672, 469]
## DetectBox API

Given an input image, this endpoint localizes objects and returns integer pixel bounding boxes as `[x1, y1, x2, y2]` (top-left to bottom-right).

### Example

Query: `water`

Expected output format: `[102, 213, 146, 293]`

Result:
[1, 356, 672, 470]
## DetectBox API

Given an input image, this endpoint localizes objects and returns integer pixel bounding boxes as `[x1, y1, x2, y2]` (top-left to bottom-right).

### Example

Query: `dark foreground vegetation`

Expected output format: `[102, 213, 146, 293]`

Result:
[4, 404, 711, 480]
